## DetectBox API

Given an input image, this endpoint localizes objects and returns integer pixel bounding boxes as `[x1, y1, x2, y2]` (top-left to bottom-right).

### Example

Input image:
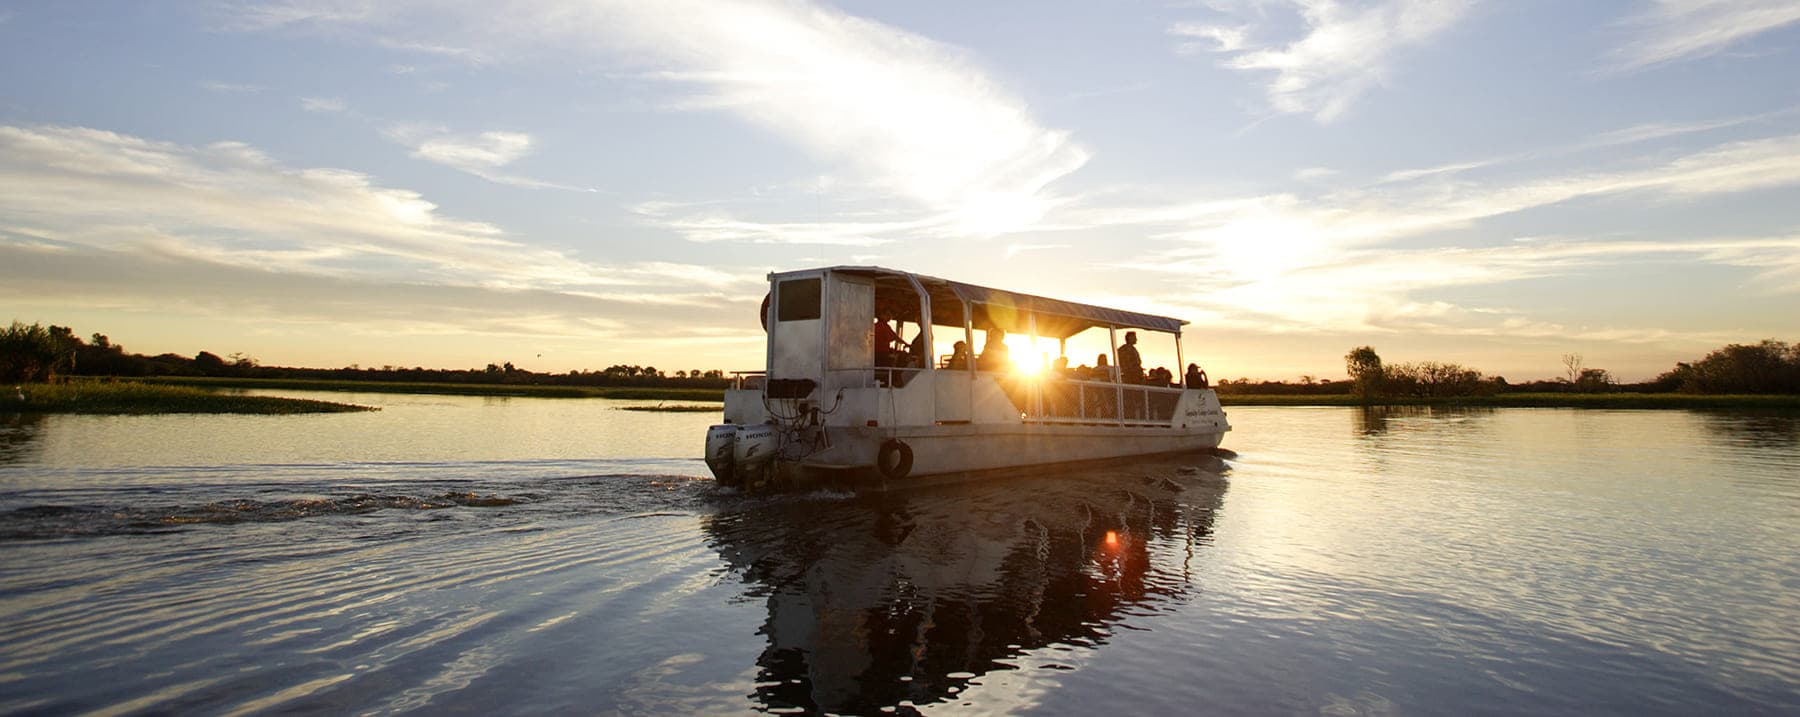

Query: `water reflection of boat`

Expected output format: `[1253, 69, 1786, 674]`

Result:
[702, 454, 1229, 714]
[704, 266, 1231, 491]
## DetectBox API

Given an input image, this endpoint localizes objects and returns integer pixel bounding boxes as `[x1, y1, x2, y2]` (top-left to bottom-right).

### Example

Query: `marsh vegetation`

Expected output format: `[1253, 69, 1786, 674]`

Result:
[5, 380, 374, 415]
[6, 321, 1797, 411]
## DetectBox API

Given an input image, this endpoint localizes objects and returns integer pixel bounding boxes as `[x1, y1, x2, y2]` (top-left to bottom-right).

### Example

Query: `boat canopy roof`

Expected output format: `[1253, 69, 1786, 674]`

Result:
[780, 266, 1188, 339]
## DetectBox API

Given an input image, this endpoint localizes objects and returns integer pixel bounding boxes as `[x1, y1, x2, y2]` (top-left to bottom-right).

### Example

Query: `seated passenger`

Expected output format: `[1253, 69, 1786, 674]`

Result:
[1185, 363, 1208, 389]
[944, 340, 971, 370]
[978, 327, 1010, 371]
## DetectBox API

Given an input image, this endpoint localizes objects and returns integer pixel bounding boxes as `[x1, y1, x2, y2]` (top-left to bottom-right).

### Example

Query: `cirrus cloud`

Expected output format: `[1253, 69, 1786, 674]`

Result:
[0, 124, 748, 293]
[1170, 0, 1476, 122]
[215, 0, 1089, 236]
[1606, 0, 1800, 73]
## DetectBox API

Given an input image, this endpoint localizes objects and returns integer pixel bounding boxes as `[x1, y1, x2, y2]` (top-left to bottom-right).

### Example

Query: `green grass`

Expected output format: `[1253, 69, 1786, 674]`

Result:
[136, 376, 727, 401]
[617, 404, 725, 413]
[1217, 394, 1365, 407]
[1220, 392, 1800, 410]
[35, 377, 1797, 413]
[6, 380, 376, 415]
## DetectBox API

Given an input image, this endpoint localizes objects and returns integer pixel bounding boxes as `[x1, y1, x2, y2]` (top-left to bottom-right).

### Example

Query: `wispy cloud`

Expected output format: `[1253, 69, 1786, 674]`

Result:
[300, 96, 346, 113]
[201, 81, 265, 93]
[628, 201, 926, 247]
[1084, 129, 1800, 337]
[0, 125, 740, 294]
[1168, 22, 1248, 54]
[1294, 166, 1339, 182]
[0, 240, 768, 368]
[1606, 0, 1800, 73]
[1182, 132, 1800, 258]
[1004, 242, 1069, 259]
[206, 0, 384, 32]
[1057, 80, 1155, 104]
[1144, 235, 1800, 337]
[381, 124, 591, 191]
[1379, 159, 1494, 184]
[1170, 0, 1476, 121]
[374, 37, 490, 64]
[581, 1, 1090, 232]
[216, 0, 1089, 237]
[0, 123, 776, 368]
[1378, 106, 1798, 183]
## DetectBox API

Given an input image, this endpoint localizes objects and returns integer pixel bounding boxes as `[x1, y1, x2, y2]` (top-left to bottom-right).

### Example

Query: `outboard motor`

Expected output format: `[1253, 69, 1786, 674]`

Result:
[704, 424, 738, 485]
[733, 423, 778, 488]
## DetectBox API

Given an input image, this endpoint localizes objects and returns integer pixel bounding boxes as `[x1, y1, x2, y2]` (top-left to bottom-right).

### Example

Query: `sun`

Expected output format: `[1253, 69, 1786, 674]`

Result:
[1005, 335, 1048, 377]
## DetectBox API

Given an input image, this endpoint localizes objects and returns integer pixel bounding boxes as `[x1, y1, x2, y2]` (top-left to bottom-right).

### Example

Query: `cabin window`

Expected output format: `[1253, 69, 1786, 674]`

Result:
[777, 278, 822, 321]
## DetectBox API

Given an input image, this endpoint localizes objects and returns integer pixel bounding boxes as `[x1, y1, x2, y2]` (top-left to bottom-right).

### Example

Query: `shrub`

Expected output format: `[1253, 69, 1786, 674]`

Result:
[0, 322, 70, 383]
[1384, 361, 1493, 398]
[1656, 340, 1800, 394]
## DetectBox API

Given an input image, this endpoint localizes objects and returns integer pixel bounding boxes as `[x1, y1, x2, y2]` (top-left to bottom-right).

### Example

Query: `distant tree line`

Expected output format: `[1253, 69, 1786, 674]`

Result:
[1334, 346, 1501, 401]
[7, 321, 1796, 396]
[0, 322, 731, 389]
[1208, 340, 1799, 400]
[1647, 340, 1800, 394]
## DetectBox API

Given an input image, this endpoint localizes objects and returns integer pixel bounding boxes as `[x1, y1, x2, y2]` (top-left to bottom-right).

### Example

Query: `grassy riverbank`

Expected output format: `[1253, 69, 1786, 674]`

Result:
[28, 377, 1795, 412]
[6, 381, 376, 415]
[618, 405, 726, 412]
[138, 376, 726, 401]
[1220, 392, 1800, 409]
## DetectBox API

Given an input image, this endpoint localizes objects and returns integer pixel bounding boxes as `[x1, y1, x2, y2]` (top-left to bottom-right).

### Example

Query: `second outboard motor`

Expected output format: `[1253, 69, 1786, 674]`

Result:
[704, 424, 738, 485]
[734, 423, 778, 488]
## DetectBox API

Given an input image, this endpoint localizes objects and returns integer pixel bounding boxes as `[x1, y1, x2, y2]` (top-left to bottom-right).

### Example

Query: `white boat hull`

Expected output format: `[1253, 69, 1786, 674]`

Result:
[714, 378, 1229, 490]
[812, 423, 1224, 479]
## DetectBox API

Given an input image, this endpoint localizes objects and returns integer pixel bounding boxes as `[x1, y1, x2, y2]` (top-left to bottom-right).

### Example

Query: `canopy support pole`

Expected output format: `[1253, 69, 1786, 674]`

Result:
[1109, 325, 1123, 424]
[964, 302, 975, 418]
[1176, 331, 1185, 389]
[1028, 312, 1042, 420]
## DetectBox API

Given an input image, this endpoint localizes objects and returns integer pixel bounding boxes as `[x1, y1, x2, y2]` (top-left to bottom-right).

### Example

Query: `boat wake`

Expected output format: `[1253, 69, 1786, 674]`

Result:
[0, 458, 720, 541]
[0, 492, 527, 539]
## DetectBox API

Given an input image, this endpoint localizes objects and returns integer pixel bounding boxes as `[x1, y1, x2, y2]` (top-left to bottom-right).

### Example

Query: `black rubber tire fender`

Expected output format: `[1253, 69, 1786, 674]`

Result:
[876, 439, 913, 480]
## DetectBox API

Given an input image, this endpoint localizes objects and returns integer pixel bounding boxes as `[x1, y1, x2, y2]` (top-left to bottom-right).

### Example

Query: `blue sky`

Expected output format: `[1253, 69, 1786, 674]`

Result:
[2, 1, 1797, 381]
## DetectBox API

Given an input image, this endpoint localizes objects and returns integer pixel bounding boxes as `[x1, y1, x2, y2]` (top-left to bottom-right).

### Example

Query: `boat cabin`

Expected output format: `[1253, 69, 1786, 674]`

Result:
[728, 266, 1209, 428]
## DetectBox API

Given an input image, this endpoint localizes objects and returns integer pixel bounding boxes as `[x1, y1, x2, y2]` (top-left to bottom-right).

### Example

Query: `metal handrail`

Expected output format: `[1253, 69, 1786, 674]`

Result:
[1019, 377, 1185, 425]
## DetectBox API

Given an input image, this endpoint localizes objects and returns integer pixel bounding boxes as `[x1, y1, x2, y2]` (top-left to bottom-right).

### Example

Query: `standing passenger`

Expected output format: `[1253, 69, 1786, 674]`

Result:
[1117, 331, 1144, 384]
[872, 314, 906, 358]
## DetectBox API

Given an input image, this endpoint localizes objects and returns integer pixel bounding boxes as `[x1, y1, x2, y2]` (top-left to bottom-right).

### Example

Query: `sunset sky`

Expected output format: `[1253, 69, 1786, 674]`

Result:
[3, 1, 1797, 382]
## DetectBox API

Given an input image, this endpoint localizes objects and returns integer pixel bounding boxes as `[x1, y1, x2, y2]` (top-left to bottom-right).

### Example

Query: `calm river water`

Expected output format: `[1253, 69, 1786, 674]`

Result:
[1, 392, 1797, 715]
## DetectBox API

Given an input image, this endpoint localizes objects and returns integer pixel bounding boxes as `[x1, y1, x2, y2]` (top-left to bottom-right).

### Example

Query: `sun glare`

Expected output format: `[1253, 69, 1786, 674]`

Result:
[1005, 335, 1048, 377]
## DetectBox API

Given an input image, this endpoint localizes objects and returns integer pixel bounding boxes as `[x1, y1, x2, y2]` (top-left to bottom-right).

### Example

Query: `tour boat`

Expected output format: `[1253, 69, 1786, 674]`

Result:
[704, 266, 1230, 490]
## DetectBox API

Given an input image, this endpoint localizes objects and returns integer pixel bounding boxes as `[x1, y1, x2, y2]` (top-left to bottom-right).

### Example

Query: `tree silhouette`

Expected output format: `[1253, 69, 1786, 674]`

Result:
[1344, 346, 1383, 402]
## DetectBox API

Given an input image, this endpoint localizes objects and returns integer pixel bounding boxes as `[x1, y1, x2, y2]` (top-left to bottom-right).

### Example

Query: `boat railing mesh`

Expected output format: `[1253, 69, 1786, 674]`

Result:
[1015, 378, 1183, 424]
